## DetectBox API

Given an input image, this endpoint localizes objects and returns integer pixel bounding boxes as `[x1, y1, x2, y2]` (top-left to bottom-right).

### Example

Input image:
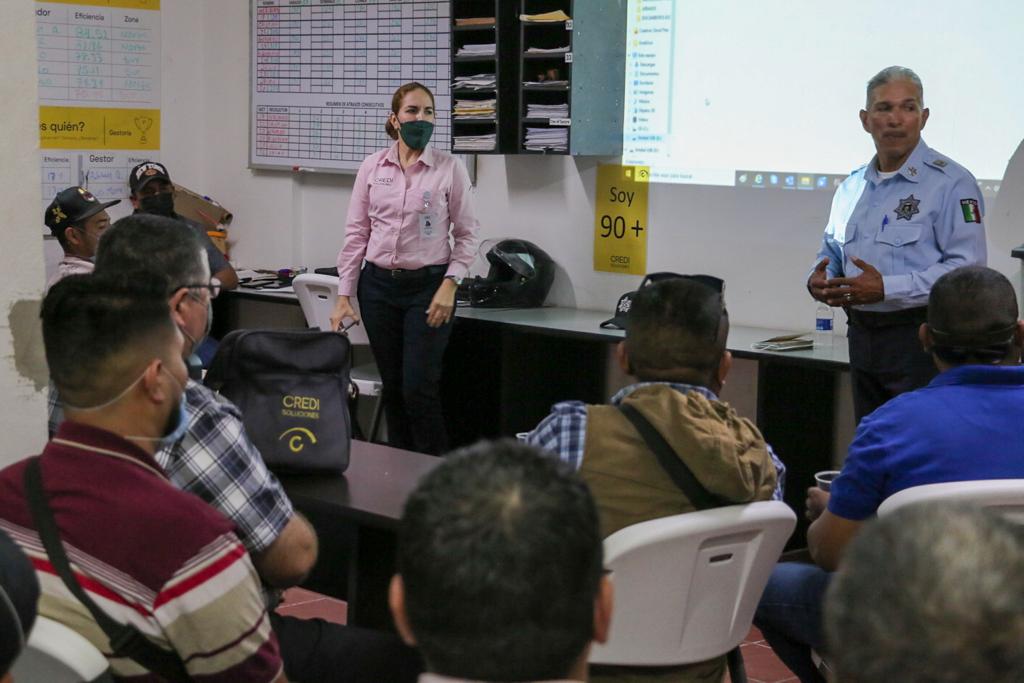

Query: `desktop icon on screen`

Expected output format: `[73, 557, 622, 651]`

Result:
[799, 176, 813, 188]
[754, 173, 764, 184]
[769, 174, 779, 185]
[738, 173, 748, 184]
[816, 176, 829, 188]
[785, 175, 795, 187]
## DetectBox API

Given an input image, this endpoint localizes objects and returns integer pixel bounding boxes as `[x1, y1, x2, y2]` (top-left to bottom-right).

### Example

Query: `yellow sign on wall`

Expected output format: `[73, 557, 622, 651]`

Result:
[39, 106, 160, 150]
[594, 165, 649, 275]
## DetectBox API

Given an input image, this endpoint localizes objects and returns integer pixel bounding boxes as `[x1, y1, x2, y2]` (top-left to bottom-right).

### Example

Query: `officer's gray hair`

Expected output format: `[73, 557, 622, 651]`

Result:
[826, 503, 1024, 683]
[865, 66, 924, 108]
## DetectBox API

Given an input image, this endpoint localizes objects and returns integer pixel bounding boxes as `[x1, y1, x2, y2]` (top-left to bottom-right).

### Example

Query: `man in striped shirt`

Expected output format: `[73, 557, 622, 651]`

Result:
[0, 276, 285, 681]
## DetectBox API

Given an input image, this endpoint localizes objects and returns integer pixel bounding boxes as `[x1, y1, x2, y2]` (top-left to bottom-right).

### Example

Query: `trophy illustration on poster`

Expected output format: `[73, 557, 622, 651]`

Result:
[134, 116, 154, 144]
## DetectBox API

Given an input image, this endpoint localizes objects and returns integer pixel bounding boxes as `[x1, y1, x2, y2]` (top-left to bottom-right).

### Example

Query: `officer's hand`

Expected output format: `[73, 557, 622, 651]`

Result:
[823, 258, 884, 306]
[426, 279, 457, 328]
[806, 486, 830, 522]
[330, 296, 360, 332]
[807, 258, 831, 303]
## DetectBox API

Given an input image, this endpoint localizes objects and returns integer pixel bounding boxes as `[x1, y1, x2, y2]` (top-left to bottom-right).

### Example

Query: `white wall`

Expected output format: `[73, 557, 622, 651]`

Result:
[8, 2, 1013, 463]
[153, 0, 1020, 456]
[0, 1, 49, 464]
[173, 0, 1022, 335]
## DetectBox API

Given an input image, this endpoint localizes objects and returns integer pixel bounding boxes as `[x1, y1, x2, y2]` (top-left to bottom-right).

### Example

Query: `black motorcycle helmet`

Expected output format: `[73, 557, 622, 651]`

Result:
[458, 239, 555, 308]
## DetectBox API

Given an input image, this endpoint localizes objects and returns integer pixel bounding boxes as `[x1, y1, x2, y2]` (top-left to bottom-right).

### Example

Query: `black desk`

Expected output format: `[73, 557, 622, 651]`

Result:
[277, 440, 440, 630]
[442, 307, 849, 547]
[229, 292, 849, 547]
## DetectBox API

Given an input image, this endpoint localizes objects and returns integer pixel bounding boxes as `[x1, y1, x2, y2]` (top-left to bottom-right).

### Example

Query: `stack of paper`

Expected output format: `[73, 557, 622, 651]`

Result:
[456, 43, 496, 57]
[519, 10, 571, 22]
[525, 45, 570, 54]
[454, 98, 496, 120]
[751, 334, 814, 352]
[523, 80, 569, 88]
[453, 133, 496, 152]
[453, 73, 496, 91]
[455, 16, 495, 27]
[526, 103, 568, 118]
[524, 127, 568, 152]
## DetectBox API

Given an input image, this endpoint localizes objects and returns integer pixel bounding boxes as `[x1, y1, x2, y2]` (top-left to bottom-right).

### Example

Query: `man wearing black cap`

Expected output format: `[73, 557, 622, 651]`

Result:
[129, 161, 239, 290]
[756, 265, 1024, 683]
[43, 186, 119, 291]
[0, 529, 38, 682]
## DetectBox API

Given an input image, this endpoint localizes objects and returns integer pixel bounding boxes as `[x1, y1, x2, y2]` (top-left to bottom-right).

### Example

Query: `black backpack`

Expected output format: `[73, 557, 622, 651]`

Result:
[205, 329, 352, 473]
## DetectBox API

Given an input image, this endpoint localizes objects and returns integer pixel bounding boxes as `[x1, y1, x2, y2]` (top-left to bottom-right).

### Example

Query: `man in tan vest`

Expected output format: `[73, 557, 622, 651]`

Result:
[524, 275, 785, 682]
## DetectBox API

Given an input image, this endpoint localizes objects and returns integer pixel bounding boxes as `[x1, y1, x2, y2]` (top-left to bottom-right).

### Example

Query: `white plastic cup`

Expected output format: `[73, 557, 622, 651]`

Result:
[814, 470, 841, 492]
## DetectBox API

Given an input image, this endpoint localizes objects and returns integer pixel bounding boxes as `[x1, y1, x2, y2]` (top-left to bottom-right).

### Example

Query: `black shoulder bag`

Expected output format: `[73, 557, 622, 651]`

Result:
[23, 458, 191, 682]
[617, 402, 733, 512]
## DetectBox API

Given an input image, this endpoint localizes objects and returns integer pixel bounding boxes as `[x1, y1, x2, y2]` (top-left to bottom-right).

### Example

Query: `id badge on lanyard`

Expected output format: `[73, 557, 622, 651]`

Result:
[418, 190, 439, 240]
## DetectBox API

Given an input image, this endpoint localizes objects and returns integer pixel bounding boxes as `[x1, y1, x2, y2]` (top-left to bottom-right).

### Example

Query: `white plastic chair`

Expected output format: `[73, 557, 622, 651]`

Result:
[877, 479, 1024, 522]
[10, 615, 112, 682]
[293, 274, 384, 442]
[589, 501, 796, 683]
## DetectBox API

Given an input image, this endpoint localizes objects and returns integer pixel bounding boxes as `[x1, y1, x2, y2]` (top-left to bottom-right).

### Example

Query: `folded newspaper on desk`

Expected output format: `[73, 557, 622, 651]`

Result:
[751, 333, 814, 352]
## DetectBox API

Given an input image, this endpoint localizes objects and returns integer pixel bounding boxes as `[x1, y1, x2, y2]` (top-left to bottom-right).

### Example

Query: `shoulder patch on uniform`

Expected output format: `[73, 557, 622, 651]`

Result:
[960, 198, 982, 223]
[931, 158, 947, 167]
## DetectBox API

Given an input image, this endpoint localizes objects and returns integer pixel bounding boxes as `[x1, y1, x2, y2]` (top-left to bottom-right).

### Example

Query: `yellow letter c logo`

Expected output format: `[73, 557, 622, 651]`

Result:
[278, 427, 318, 454]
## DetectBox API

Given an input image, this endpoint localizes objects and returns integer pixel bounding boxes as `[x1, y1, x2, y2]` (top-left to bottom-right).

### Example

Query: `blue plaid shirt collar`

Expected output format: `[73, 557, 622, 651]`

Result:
[610, 381, 717, 405]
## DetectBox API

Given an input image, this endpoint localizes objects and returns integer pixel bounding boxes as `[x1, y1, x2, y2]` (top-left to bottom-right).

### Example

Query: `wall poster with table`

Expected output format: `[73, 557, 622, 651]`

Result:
[36, 0, 162, 218]
[251, 0, 452, 172]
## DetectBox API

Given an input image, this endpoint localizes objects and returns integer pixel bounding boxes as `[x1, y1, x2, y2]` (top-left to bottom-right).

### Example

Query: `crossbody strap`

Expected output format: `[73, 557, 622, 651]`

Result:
[617, 403, 731, 511]
[23, 458, 191, 682]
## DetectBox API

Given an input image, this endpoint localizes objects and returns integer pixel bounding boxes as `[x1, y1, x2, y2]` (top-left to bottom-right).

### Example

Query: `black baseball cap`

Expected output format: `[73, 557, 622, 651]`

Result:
[44, 186, 120, 235]
[129, 161, 172, 194]
[600, 272, 724, 330]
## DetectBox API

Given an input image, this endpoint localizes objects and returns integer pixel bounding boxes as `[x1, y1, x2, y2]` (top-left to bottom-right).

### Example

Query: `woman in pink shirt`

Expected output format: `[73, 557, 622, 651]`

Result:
[332, 82, 480, 455]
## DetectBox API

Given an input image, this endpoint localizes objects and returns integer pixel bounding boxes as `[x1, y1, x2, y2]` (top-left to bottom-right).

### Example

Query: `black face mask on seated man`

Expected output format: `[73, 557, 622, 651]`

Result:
[140, 192, 175, 217]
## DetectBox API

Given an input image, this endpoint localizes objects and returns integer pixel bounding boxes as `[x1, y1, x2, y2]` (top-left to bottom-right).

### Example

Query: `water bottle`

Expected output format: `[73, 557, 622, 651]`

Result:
[815, 303, 834, 347]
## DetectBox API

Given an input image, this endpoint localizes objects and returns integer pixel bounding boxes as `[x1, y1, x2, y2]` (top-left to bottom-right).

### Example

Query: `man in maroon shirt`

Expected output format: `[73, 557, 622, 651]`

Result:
[0, 275, 286, 681]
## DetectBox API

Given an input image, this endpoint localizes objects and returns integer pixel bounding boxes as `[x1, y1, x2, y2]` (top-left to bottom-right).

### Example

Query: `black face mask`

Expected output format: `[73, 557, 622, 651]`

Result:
[140, 193, 175, 217]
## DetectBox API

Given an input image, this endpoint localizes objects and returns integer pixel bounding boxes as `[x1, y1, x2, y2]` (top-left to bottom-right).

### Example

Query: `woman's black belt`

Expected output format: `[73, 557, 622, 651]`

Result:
[365, 262, 447, 279]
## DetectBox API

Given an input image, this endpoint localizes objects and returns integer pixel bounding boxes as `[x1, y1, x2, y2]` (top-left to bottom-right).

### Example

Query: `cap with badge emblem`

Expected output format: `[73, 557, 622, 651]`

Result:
[44, 186, 120, 235]
[600, 272, 725, 329]
[128, 161, 172, 194]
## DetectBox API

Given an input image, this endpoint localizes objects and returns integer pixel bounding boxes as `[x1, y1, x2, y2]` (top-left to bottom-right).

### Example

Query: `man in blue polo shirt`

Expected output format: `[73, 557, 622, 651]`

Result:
[757, 265, 1024, 683]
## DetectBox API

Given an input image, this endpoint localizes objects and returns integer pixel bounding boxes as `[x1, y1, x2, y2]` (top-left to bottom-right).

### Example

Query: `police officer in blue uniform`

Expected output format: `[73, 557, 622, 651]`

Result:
[808, 66, 987, 422]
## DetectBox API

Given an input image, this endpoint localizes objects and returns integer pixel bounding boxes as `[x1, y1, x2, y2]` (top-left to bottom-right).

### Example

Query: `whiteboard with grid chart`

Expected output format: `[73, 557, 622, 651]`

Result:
[251, 0, 451, 173]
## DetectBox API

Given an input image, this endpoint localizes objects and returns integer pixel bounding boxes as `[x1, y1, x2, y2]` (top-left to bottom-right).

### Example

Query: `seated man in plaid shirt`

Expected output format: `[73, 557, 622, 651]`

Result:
[49, 214, 422, 683]
[524, 276, 786, 683]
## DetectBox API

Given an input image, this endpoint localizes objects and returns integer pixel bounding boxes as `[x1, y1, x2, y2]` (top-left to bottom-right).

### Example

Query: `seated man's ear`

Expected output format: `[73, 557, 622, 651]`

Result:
[388, 574, 418, 647]
[593, 574, 614, 644]
[64, 226, 83, 249]
[168, 288, 190, 326]
[715, 350, 732, 388]
[918, 322, 933, 353]
[1013, 321, 1024, 348]
[615, 341, 632, 376]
